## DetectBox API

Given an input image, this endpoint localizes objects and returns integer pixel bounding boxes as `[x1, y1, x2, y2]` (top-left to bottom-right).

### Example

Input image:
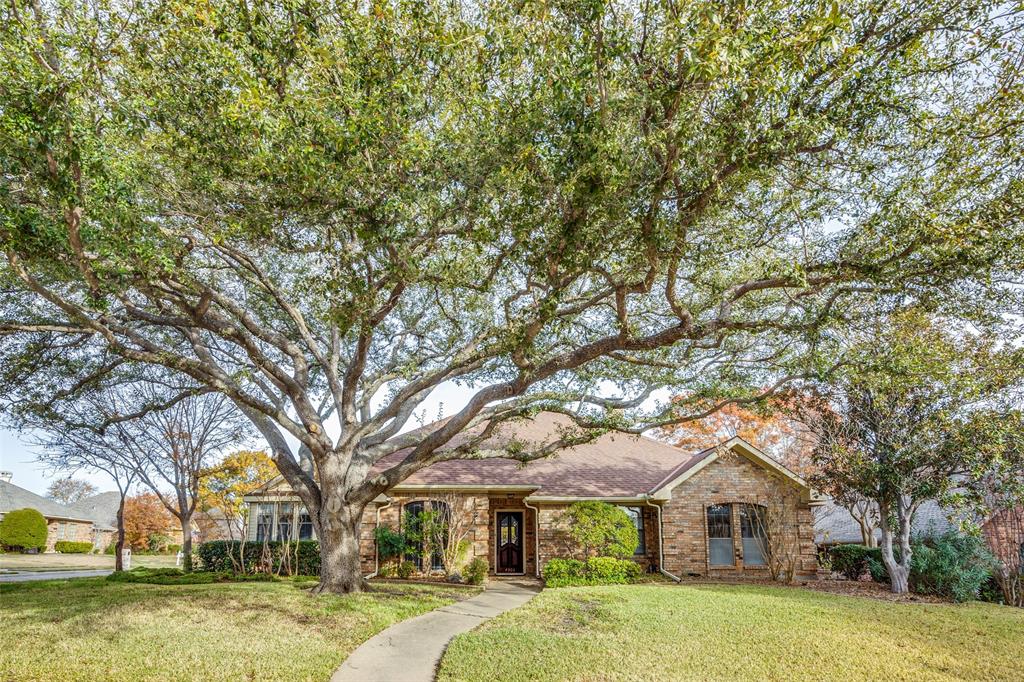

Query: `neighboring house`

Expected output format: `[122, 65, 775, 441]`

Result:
[67, 490, 122, 550]
[814, 499, 960, 547]
[0, 473, 112, 551]
[243, 412, 824, 580]
[194, 508, 241, 542]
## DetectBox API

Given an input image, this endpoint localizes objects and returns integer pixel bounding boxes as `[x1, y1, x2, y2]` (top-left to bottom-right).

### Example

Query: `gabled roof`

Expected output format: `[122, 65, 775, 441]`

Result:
[0, 479, 97, 523]
[245, 412, 821, 502]
[648, 436, 823, 504]
[67, 491, 122, 531]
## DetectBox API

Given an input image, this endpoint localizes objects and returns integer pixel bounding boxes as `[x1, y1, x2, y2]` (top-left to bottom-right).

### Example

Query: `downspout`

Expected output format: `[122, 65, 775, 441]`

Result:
[523, 498, 541, 578]
[364, 498, 394, 580]
[645, 495, 681, 583]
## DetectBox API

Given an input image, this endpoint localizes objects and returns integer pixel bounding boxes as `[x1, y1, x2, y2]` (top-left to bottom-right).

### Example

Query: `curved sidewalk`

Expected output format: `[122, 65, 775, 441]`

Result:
[332, 579, 540, 682]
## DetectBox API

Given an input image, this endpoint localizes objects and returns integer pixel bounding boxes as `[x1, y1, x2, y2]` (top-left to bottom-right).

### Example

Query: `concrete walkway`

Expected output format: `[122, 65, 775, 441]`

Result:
[0, 569, 112, 583]
[332, 579, 541, 682]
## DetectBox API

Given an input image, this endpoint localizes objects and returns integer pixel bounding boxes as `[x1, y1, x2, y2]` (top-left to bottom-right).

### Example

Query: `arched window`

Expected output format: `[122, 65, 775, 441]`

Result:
[403, 500, 448, 571]
[707, 505, 733, 566]
[740, 504, 768, 567]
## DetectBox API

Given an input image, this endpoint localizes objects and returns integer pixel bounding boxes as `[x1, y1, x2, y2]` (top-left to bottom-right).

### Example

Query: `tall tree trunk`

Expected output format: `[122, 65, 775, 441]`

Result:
[878, 499, 914, 594]
[179, 511, 193, 572]
[114, 492, 126, 572]
[313, 500, 366, 594]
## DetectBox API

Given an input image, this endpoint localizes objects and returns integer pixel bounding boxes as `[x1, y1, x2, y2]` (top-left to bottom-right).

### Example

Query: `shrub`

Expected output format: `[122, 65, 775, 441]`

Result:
[105, 539, 119, 554]
[195, 540, 320, 575]
[374, 525, 407, 572]
[464, 557, 489, 585]
[543, 556, 642, 587]
[54, 541, 92, 554]
[542, 558, 585, 584]
[397, 560, 416, 579]
[0, 508, 48, 551]
[564, 501, 638, 559]
[862, 532, 992, 602]
[147, 533, 172, 553]
[908, 531, 993, 602]
[829, 544, 874, 580]
[167, 544, 181, 554]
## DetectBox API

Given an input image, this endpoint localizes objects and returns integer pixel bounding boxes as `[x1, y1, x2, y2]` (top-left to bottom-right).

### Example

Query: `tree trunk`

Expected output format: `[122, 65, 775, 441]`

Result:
[114, 493, 126, 572]
[179, 512, 193, 572]
[878, 499, 914, 594]
[312, 501, 366, 595]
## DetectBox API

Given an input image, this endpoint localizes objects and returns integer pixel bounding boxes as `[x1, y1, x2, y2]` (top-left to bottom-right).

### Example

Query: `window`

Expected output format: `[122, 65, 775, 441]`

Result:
[277, 503, 293, 542]
[623, 507, 646, 555]
[740, 505, 768, 567]
[58, 523, 67, 540]
[403, 501, 425, 569]
[429, 500, 449, 571]
[255, 504, 274, 542]
[297, 508, 314, 540]
[707, 505, 733, 566]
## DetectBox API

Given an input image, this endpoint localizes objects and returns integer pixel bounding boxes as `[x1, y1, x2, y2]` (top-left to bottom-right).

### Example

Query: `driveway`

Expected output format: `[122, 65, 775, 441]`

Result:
[0, 569, 112, 583]
[332, 579, 541, 682]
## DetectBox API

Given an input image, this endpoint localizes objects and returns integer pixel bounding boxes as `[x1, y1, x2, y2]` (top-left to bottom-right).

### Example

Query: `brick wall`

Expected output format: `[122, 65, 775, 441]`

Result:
[360, 493, 491, 575]
[535, 503, 660, 576]
[661, 451, 818, 579]
[45, 519, 93, 552]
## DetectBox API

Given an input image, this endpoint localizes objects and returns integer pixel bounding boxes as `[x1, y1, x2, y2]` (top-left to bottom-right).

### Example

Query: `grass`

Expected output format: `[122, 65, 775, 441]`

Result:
[0, 576, 475, 681]
[0, 553, 177, 572]
[438, 584, 1024, 682]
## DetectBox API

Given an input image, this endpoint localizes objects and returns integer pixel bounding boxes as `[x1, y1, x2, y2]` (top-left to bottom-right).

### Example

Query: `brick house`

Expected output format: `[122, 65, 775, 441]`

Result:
[242, 412, 823, 580]
[0, 474, 114, 551]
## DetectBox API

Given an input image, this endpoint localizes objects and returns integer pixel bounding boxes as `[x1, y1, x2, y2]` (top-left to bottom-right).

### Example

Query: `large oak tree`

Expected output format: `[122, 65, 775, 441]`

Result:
[2, 0, 1023, 592]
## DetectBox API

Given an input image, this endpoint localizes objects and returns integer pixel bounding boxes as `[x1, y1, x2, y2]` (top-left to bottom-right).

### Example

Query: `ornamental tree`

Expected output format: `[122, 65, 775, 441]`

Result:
[797, 312, 1024, 593]
[198, 450, 278, 541]
[1, 1, 1023, 593]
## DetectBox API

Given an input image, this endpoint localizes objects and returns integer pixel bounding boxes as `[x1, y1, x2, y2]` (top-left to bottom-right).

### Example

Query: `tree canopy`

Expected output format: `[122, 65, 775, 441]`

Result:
[2, 0, 1022, 592]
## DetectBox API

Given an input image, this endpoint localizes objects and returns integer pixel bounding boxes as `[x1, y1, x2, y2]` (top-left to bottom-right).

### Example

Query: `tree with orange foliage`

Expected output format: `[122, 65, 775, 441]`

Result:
[199, 450, 278, 540]
[657, 399, 815, 477]
[123, 493, 176, 552]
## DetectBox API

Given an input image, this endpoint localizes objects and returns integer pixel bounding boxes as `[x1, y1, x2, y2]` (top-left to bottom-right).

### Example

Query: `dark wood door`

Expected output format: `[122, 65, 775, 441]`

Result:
[496, 511, 524, 574]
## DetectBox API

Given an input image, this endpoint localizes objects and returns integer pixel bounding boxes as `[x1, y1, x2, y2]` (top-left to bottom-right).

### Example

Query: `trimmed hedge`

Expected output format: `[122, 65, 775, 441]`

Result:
[196, 540, 320, 575]
[828, 544, 882, 580]
[542, 556, 644, 587]
[0, 508, 48, 551]
[54, 541, 93, 554]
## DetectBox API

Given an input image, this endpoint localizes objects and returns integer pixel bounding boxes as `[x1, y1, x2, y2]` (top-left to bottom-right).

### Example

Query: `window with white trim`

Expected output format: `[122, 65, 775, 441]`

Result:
[255, 504, 274, 542]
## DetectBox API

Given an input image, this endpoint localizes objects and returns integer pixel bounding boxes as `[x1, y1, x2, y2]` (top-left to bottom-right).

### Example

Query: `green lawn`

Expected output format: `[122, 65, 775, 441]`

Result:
[0, 553, 178, 572]
[438, 584, 1024, 682]
[0, 577, 474, 681]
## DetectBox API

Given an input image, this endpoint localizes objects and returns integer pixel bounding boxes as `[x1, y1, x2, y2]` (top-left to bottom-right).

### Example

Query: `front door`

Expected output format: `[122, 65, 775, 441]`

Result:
[496, 511, 524, 574]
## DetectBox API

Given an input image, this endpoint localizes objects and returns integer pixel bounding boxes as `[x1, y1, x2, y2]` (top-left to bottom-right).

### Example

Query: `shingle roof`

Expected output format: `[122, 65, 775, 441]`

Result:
[67, 491, 122, 530]
[0, 479, 96, 523]
[370, 412, 710, 497]
[814, 498, 960, 545]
